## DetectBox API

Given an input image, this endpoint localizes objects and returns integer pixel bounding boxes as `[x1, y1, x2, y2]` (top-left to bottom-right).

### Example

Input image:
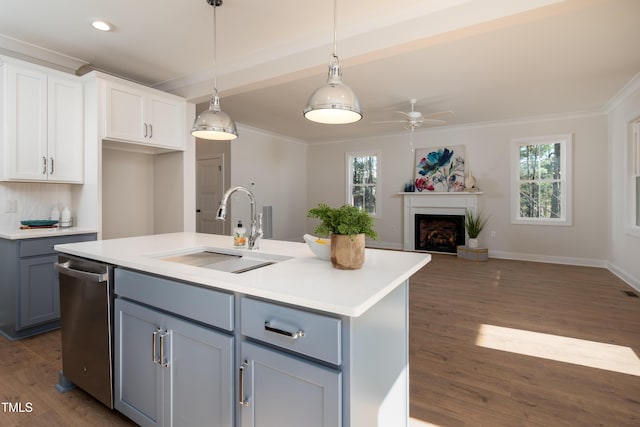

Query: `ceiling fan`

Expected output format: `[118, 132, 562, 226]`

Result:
[370, 98, 453, 130]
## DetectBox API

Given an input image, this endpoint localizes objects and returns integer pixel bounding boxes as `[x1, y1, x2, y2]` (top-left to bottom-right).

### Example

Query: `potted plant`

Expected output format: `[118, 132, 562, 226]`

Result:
[464, 211, 488, 248]
[307, 204, 377, 270]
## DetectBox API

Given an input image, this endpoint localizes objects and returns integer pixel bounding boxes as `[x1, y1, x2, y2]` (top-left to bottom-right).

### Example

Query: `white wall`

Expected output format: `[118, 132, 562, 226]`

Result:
[308, 113, 610, 265]
[608, 76, 640, 289]
[102, 148, 155, 238]
[229, 124, 307, 242]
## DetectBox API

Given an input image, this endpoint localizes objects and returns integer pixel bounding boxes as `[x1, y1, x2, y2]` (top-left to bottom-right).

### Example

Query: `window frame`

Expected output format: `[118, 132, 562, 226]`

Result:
[510, 134, 573, 226]
[626, 117, 640, 238]
[345, 150, 381, 218]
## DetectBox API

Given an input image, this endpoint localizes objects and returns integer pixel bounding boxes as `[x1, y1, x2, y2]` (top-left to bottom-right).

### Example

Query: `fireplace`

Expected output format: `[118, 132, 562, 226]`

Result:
[402, 192, 481, 252]
[414, 214, 465, 253]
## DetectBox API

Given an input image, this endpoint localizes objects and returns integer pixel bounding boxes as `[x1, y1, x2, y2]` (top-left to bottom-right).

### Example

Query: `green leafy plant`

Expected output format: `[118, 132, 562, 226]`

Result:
[307, 204, 378, 239]
[464, 211, 488, 238]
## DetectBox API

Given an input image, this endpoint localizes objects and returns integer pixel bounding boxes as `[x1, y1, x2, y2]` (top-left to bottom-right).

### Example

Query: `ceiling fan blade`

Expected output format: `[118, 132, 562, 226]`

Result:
[395, 111, 413, 118]
[370, 120, 407, 124]
[422, 119, 448, 124]
[422, 110, 454, 119]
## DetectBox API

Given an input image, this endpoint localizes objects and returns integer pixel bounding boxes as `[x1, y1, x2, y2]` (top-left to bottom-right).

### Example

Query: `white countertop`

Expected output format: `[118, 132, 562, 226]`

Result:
[54, 232, 431, 317]
[0, 226, 99, 240]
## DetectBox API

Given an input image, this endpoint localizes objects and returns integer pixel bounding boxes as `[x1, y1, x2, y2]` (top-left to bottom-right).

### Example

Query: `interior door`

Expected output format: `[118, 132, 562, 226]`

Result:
[196, 156, 224, 235]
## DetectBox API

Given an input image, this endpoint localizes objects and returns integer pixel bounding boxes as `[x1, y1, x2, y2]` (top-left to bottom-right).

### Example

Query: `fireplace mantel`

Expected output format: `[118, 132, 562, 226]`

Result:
[401, 191, 482, 251]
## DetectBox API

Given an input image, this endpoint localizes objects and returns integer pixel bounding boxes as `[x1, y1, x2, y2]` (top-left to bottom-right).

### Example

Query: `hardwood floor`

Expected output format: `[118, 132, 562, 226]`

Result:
[410, 254, 640, 427]
[0, 330, 133, 426]
[1, 255, 638, 426]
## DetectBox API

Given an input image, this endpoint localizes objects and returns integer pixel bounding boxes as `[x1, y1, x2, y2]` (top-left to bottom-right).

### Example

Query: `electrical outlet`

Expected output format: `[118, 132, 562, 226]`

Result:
[5, 199, 17, 214]
[490, 230, 496, 237]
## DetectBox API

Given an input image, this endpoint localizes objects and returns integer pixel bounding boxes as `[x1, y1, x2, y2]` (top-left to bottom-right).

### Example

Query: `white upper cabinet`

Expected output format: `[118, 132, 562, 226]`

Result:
[104, 80, 185, 150]
[0, 58, 84, 183]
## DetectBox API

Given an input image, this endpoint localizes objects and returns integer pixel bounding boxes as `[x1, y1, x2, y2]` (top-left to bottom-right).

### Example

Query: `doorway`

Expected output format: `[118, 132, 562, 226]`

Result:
[196, 155, 224, 234]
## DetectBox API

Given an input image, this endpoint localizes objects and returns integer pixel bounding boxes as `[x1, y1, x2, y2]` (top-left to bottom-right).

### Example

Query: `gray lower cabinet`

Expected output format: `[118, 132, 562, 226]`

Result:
[19, 254, 60, 328]
[239, 341, 341, 427]
[0, 233, 96, 340]
[114, 298, 234, 427]
[112, 268, 409, 427]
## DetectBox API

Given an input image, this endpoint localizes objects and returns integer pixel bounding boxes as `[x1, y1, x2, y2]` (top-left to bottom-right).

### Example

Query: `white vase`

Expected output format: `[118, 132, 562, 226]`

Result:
[468, 238, 479, 248]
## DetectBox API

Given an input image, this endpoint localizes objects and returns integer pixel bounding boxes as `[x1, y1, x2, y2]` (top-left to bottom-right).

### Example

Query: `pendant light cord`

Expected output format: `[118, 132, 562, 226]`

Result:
[332, 0, 338, 58]
[212, 1, 218, 96]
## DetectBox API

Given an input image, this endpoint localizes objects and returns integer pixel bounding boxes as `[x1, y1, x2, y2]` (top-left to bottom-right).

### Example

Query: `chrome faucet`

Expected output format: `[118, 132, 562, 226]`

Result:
[216, 186, 263, 250]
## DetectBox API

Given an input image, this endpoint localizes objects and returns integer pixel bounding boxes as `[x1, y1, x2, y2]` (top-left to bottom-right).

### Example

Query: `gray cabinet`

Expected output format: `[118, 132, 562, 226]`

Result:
[112, 268, 409, 427]
[114, 270, 234, 427]
[239, 342, 341, 427]
[19, 253, 59, 327]
[239, 297, 342, 427]
[0, 233, 96, 340]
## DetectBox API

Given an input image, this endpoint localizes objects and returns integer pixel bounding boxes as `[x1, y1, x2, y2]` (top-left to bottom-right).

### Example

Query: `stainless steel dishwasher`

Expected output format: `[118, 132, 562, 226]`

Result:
[55, 255, 115, 409]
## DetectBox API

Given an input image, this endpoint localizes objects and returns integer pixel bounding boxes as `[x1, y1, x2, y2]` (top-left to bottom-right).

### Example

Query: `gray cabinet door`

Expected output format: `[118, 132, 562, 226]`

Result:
[18, 254, 59, 329]
[115, 298, 234, 427]
[114, 298, 165, 427]
[169, 314, 234, 427]
[240, 342, 342, 427]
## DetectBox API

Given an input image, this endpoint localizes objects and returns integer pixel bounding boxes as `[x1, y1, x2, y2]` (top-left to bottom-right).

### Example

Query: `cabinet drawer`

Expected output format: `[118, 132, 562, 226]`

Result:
[21, 233, 96, 258]
[115, 268, 234, 331]
[241, 298, 342, 365]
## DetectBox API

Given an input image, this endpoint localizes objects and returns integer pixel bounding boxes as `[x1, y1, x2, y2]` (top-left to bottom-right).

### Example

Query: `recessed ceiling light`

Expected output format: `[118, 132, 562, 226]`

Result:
[92, 20, 112, 32]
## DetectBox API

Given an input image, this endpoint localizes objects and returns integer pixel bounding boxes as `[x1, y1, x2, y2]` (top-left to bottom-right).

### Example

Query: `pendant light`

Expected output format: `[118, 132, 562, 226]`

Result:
[191, 0, 238, 140]
[303, 0, 362, 124]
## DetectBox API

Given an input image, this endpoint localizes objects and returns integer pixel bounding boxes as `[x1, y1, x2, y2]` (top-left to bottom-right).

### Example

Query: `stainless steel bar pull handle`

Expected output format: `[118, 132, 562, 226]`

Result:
[239, 360, 249, 407]
[144, 123, 148, 138]
[50, 157, 54, 175]
[264, 321, 305, 340]
[159, 330, 170, 367]
[42, 156, 47, 174]
[148, 124, 152, 138]
[152, 328, 160, 364]
[55, 262, 108, 283]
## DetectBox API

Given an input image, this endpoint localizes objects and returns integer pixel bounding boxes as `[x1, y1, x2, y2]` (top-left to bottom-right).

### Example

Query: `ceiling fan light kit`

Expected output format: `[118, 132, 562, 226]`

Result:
[304, 0, 362, 125]
[191, 0, 239, 141]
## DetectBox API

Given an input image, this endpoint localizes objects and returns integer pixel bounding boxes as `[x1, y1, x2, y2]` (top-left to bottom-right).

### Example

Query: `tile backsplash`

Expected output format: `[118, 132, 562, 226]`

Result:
[0, 182, 72, 230]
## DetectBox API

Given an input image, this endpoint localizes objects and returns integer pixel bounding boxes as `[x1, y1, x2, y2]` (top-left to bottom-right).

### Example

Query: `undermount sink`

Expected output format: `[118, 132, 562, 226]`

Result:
[160, 250, 287, 274]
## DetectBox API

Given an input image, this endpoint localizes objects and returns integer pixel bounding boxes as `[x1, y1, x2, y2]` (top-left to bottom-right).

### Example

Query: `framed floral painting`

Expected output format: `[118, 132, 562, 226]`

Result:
[414, 146, 465, 192]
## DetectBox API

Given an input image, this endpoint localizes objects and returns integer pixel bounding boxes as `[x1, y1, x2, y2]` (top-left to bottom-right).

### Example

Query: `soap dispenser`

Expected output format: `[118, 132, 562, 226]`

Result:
[233, 221, 247, 247]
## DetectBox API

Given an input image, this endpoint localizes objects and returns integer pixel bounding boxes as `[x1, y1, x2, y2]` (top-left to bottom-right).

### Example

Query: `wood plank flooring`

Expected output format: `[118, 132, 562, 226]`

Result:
[0, 329, 133, 426]
[1, 254, 638, 426]
[410, 255, 640, 426]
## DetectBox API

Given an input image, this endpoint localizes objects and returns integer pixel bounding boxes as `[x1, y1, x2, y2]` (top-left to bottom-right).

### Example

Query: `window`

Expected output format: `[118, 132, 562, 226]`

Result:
[511, 134, 572, 225]
[631, 118, 640, 230]
[346, 151, 379, 217]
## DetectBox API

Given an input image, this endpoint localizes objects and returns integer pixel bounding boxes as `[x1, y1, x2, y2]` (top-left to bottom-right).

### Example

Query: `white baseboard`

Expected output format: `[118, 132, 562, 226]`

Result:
[606, 262, 640, 293]
[488, 250, 608, 268]
[363, 246, 640, 292]
[366, 241, 403, 251]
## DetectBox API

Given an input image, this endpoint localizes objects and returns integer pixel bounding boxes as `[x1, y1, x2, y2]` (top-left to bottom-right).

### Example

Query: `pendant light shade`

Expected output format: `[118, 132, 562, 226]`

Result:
[304, 0, 362, 124]
[303, 55, 362, 124]
[191, 0, 238, 140]
[192, 94, 238, 140]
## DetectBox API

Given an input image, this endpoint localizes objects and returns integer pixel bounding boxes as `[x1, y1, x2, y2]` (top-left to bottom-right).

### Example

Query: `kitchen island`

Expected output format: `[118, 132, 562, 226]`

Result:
[55, 232, 430, 427]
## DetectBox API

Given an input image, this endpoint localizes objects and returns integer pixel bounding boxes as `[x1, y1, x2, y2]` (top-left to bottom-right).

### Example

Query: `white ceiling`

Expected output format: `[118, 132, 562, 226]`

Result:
[1, 0, 639, 143]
